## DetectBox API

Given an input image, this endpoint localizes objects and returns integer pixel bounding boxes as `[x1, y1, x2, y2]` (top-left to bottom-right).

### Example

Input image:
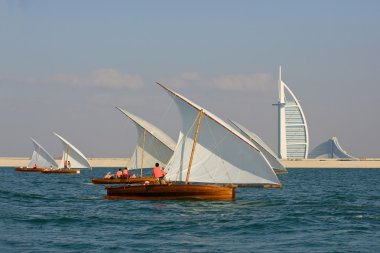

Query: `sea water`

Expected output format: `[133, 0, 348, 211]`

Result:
[0, 167, 379, 252]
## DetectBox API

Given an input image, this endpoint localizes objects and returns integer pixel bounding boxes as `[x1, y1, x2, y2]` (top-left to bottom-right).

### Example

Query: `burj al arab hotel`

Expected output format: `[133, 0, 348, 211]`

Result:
[273, 67, 309, 159]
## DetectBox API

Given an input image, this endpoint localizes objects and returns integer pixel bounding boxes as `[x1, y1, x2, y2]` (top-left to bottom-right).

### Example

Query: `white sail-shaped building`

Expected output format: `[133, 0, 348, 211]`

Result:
[309, 137, 358, 160]
[158, 82, 281, 186]
[229, 120, 287, 173]
[116, 107, 176, 171]
[54, 133, 92, 169]
[27, 138, 58, 168]
[273, 66, 309, 159]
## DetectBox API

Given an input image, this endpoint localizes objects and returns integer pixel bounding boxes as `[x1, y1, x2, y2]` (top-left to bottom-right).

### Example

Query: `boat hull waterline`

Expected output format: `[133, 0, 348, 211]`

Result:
[41, 169, 80, 174]
[92, 177, 156, 185]
[106, 184, 236, 200]
[15, 167, 46, 172]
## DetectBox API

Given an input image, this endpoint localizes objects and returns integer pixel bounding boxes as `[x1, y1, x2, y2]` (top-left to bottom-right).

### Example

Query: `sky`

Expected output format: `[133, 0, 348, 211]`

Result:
[1, 0, 379, 158]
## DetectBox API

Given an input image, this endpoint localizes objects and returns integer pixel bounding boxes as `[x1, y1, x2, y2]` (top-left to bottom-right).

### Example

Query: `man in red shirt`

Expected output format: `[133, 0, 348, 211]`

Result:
[153, 163, 167, 184]
[122, 167, 129, 179]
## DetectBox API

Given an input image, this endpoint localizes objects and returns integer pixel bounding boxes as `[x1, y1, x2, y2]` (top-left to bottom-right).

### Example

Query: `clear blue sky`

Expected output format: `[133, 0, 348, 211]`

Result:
[1, 0, 379, 158]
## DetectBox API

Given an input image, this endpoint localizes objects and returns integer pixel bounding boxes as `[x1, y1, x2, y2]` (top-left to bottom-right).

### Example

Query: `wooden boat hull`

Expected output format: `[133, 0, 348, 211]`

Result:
[106, 184, 236, 200]
[41, 169, 80, 174]
[15, 167, 45, 172]
[92, 177, 156, 185]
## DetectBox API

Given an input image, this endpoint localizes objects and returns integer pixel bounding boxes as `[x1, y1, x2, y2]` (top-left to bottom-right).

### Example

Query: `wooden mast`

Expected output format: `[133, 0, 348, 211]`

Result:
[140, 129, 147, 177]
[185, 110, 204, 184]
[65, 145, 69, 168]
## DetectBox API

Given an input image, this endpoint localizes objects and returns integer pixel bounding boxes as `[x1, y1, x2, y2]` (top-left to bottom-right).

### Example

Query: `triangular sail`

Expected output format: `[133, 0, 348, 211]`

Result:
[157, 82, 281, 186]
[54, 133, 92, 169]
[27, 138, 58, 168]
[229, 120, 287, 173]
[116, 107, 176, 170]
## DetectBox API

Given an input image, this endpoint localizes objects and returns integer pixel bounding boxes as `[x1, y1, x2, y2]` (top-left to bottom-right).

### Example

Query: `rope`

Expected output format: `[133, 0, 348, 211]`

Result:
[165, 112, 199, 182]
[203, 116, 234, 184]
[158, 98, 174, 125]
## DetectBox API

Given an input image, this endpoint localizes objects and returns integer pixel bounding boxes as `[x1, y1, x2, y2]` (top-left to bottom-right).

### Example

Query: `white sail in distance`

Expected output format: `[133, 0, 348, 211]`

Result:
[116, 107, 176, 170]
[157, 82, 281, 186]
[229, 120, 287, 173]
[54, 133, 92, 169]
[27, 138, 58, 168]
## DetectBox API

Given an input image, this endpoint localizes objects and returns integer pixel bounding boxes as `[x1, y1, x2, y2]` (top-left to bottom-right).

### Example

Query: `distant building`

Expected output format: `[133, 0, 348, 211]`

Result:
[273, 66, 309, 159]
[308, 137, 357, 160]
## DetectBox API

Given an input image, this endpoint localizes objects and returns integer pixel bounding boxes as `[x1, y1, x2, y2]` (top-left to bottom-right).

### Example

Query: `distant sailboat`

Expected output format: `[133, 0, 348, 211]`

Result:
[106, 82, 282, 200]
[42, 133, 91, 174]
[92, 107, 176, 184]
[15, 138, 58, 172]
[117, 107, 176, 174]
[229, 120, 287, 174]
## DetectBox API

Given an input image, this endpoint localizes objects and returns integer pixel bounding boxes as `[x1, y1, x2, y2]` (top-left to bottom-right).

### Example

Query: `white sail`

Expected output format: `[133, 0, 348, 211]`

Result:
[27, 138, 58, 168]
[157, 82, 281, 186]
[116, 107, 176, 170]
[229, 120, 287, 173]
[54, 133, 92, 169]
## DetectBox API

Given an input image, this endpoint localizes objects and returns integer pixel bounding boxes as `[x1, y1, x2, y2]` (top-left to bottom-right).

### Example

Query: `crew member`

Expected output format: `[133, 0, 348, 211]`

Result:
[104, 172, 114, 179]
[122, 167, 129, 179]
[116, 169, 123, 178]
[153, 163, 167, 184]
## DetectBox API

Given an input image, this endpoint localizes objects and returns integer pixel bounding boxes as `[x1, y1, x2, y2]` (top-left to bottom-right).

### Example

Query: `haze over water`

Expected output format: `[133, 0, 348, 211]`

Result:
[1, 168, 379, 252]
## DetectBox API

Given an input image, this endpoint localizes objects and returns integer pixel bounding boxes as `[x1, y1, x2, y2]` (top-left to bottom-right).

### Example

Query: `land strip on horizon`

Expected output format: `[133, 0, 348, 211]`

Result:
[1, 157, 380, 169]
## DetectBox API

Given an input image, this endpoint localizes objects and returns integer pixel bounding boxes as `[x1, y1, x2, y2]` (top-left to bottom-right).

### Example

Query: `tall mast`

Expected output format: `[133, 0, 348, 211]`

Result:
[278, 65, 287, 159]
[65, 146, 70, 163]
[185, 110, 204, 184]
[140, 129, 146, 177]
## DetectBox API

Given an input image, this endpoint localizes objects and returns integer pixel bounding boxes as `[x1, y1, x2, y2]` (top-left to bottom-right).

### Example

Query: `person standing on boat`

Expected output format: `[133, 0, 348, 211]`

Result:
[67, 161, 71, 169]
[153, 163, 167, 184]
[33, 163, 37, 169]
[122, 167, 130, 179]
[64, 161, 68, 168]
[116, 169, 123, 178]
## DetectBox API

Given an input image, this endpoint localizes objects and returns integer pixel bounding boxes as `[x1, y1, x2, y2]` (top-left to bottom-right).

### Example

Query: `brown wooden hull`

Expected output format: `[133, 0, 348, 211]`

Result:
[15, 167, 45, 172]
[106, 184, 236, 200]
[235, 183, 283, 188]
[92, 177, 156, 185]
[41, 169, 80, 174]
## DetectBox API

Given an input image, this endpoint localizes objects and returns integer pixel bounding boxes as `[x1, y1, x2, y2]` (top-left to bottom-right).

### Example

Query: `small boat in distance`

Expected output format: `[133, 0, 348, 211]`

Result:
[15, 138, 58, 172]
[92, 108, 176, 184]
[106, 82, 281, 200]
[42, 133, 91, 174]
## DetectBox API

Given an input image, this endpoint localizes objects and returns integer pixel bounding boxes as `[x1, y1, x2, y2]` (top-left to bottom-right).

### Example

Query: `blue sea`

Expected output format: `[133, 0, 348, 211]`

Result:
[0, 167, 379, 253]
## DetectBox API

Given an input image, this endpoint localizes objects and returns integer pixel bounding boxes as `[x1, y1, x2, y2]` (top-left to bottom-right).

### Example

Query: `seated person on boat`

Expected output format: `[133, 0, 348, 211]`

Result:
[104, 172, 114, 179]
[122, 167, 130, 179]
[116, 169, 123, 179]
[153, 163, 167, 184]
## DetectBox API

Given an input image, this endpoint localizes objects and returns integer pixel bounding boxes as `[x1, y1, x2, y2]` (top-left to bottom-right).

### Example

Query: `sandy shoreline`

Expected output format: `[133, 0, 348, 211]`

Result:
[282, 159, 380, 169]
[1, 157, 380, 168]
